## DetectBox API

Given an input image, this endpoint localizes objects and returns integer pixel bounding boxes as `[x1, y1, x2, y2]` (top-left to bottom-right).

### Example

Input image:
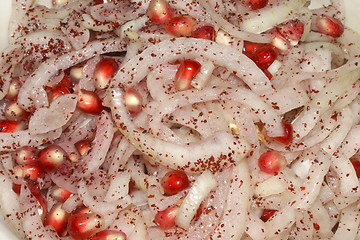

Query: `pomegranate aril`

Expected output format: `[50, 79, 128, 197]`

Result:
[5, 78, 20, 100]
[268, 122, 293, 145]
[51, 187, 74, 202]
[77, 89, 103, 115]
[0, 120, 25, 133]
[70, 67, 83, 83]
[191, 25, 216, 41]
[258, 150, 286, 175]
[124, 87, 143, 114]
[280, 19, 304, 42]
[48, 85, 71, 103]
[154, 206, 178, 230]
[165, 16, 196, 37]
[243, 41, 264, 59]
[315, 15, 344, 38]
[74, 206, 92, 215]
[45, 203, 70, 237]
[175, 59, 201, 91]
[350, 159, 360, 179]
[90, 230, 127, 240]
[244, 0, 269, 10]
[94, 58, 119, 90]
[67, 213, 103, 240]
[271, 30, 289, 51]
[255, 47, 277, 69]
[75, 139, 91, 156]
[14, 163, 44, 181]
[38, 144, 67, 172]
[59, 74, 74, 89]
[94, 0, 112, 5]
[31, 189, 48, 221]
[147, 0, 174, 25]
[4, 101, 29, 121]
[161, 170, 190, 196]
[12, 146, 37, 165]
[260, 209, 277, 222]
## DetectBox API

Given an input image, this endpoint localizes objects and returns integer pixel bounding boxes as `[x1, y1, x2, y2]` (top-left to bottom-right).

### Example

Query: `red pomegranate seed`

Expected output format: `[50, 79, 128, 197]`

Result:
[14, 163, 44, 181]
[279, 19, 305, 41]
[5, 78, 20, 100]
[48, 85, 71, 103]
[94, 58, 119, 90]
[154, 206, 179, 230]
[254, 46, 277, 69]
[350, 159, 360, 178]
[32, 190, 48, 221]
[260, 209, 277, 222]
[75, 140, 91, 156]
[165, 16, 196, 37]
[70, 67, 83, 83]
[45, 203, 70, 237]
[74, 206, 93, 215]
[258, 150, 286, 175]
[191, 25, 216, 41]
[147, 0, 174, 25]
[244, 0, 269, 10]
[161, 170, 190, 196]
[315, 15, 344, 38]
[0, 120, 25, 133]
[12, 146, 37, 165]
[38, 144, 67, 172]
[4, 101, 29, 121]
[67, 213, 103, 240]
[94, 0, 112, 5]
[174, 59, 201, 91]
[77, 89, 103, 115]
[268, 122, 293, 145]
[51, 187, 74, 202]
[59, 75, 74, 89]
[124, 88, 143, 114]
[271, 29, 289, 51]
[243, 41, 264, 59]
[90, 230, 127, 240]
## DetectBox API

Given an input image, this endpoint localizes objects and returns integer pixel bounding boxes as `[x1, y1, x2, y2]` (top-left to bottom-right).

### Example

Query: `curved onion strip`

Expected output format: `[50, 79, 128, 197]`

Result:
[245, 213, 267, 240]
[336, 125, 360, 159]
[18, 38, 126, 111]
[264, 206, 295, 239]
[108, 88, 250, 172]
[198, 0, 273, 43]
[104, 171, 131, 202]
[309, 200, 333, 238]
[332, 203, 360, 240]
[293, 209, 314, 240]
[110, 38, 274, 96]
[211, 160, 251, 239]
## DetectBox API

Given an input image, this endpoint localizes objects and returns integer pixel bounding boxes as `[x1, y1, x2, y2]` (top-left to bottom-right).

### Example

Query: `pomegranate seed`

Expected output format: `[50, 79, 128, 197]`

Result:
[263, 68, 273, 80]
[4, 101, 29, 121]
[161, 170, 190, 196]
[70, 67, 83, 83]
[268, 122, 293, 145]
[90, 230, 127, 240]
[350, 159, 360, 178]
[315, 15, 344, 38]
[147, 0, 174, 25]
[12, 183, 21, 195]
[48, 85, 71, 103]
[271, 30, 289, 51]
[244, 0, 269, 10]
[94, 58, 119, 90]
[51, 187, 74, 202]
[38, 144, 67, 172]
[32, 190, 48, 221]
[279, 19, 304, 42]
[59, 75, 74, 89]
[52, 0, 69, 5]
[5, 78, 20, 100]
[254, 46, 277, 69]
[191, 25, 216, 41]
[260, 209, 277, 222]
[74, 206, 92, 215]
[124, 88, 143, 114]
[174, 59, 201, 91]
[258, 150, 286, 175]
[14, 163, 44, 181]
[0, 120, 25, 133]
[165, 16, 196, 37]
[45, 203, 70, 237]
[154, 206, 178, 230]
[67, 213, 103, 240]
[243, 41, 264, 59]
[12, 146, 37, 165]
[75, 140, 91, 156]
[77, 89, 103, 115]
[94, 0, 112, 5]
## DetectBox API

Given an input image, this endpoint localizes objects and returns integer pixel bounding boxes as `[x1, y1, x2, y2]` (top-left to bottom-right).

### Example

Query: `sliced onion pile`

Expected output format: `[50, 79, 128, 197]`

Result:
[0, 0, 359, 239]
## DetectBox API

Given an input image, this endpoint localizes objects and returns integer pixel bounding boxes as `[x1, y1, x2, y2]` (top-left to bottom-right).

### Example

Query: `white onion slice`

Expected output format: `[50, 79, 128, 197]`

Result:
[332, 203, 360, 240]
[175, 170, 217, 229]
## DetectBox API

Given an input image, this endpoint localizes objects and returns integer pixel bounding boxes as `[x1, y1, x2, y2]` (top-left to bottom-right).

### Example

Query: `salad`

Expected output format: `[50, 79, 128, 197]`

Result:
[0, 0, 359, 239]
